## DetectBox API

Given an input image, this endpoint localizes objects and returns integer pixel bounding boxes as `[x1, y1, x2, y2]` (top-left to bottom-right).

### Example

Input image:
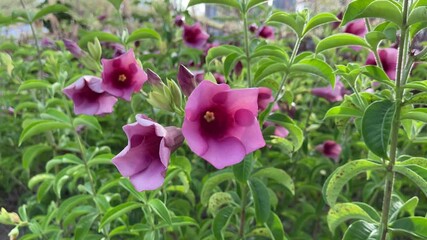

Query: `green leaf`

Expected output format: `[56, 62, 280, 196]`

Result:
[73, 115, 102, 133]
[266, 11, 303, 37]
[303, 12, 340, 36]
[401, 109, 427, 123]
[251, 45, 289, 63]
[74, 213, 98, 239]
[265, 212, 286, 240]
[252, 167, 294, 195]
[323, 159, 384, 206]
[246, 0, 268, 12]
[342, 0, 403, 26]
[394, 164, 427, 198]
[108, 0, 124, 10]
[223, 52, 243, 78]
[22, 144, 52, 171]
[19, 120, 71, 146]
[127, 28, 161, 43]
[390, 197, 418, 221]
[187, 0, 240, 10]
[206, 45, 244, 65]
[408, 7, 427, 26]
[57, 194, 92, 221]
[33, 4, 68, 22]
[46, 154, 83, 172]
[78, 31, 121, 48]
[99, 202, 143, 230]
[325, 106, 364, 119]
[390, 217, 427, 238]
[327, 202, 379, 233]
[201, 171, 235, 205]
[212, 206, 234, 240]
[249, 178, 270, 223]
[254, 62, 288, 83]
[233, 154, 253, 183]
[88, 153, 113, 168]
[405, 92, 427, 105]
[365, 31, 388, 51]
[41, 108, 70, 123]
[290, 58, 335, 86]
[148, 199, 172, 225]
[316, 33, 370, 53]
[342, 220, 379, 240]
[18, 79, 51, 91]
[362, 100, 395, 159]
[361, 65, 395, 88]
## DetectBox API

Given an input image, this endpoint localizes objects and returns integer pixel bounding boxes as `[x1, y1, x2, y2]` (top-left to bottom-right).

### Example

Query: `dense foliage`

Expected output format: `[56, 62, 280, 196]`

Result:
[1, 0, 427, 239]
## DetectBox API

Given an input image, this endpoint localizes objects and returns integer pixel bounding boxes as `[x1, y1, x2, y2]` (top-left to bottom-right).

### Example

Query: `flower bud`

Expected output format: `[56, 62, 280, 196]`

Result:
[177, 64, 197, 96]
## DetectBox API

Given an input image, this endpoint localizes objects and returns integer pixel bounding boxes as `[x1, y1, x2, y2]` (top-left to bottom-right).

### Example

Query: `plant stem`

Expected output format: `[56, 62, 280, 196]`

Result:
[242, 2, 252, 87]
[239, 183, 248, 238]
[379, 0, 410, 239]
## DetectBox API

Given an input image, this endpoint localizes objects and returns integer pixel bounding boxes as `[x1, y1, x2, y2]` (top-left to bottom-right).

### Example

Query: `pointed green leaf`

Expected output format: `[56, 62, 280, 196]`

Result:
[342, 220, 379, 240]
[19, 120, 72, 146]
[390, 217, 427, 238]
[33, 4, 68, 22]
[390, 197, 418, 221]
[316, 33, 370, 53]
[394, 164, 427, 198]
[212, 206, 234, 240]
[18, 79, 51, 91]
[290, 58, 335, 86]
[249, 178, 270, 223]
[73, 115, 102, 133]
[401, 109, 427, 123]
[148, 199, 172, 225]
[187, 0, 240, 9]
[361, 65, 395, 88]
[127, 28, 161, 43]
[327, 202, 379, 233]
[246, 0, 268, 11]
[206, 45, 244, 65]
[78, 31, 121, 48]
[266, 11, 303, 37]
[252, 167, 294, 195]
[233, 154, 254, 183]
[22, 144, 52, 171]
[342, 0, 403, 26]
[201, 171, 234, 205]
[303, 12, 340, 36]
[325, 106, 364, 119]
[99, 202, 143, 229]
[408, 7, 427, 26]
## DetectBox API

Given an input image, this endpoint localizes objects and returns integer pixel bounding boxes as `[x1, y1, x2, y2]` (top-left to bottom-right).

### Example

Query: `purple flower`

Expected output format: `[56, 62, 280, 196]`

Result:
[234, 61, 243, 77]
[366, 48, 398, 80]
[249, 23, 258, 33]
[264, 122, 289, 138]
[147, 68, 162, 86]
[344, 19, 367, 37]
[178, 64, 197, 96]
[311, 78, 349, 102]
[63, 39, 84, 58]
[331, 12, 343, 30]
[111, 43, 126, 58]
[257, 87, 274, 111]
[41, 37, 55, 48]
[182, 23, 210, 49]
[213, 73, 226, 84]
[112, 114, 184, 191]
[182, 81, 265, 169]
[315, 140, 342, 162]
[101, 49, 148, 101]
[175, 15, 185, 27]
[257, 26, 275, 39]
[63, 76, 118, 115]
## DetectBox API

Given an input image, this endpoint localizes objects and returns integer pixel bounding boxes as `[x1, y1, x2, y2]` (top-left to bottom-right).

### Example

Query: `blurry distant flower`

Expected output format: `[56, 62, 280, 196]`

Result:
[331, 12, 343, 29]
[98, 14, 107, 22]
[112, 114, 184, 191]
[63, 39, 83, 58]
[146, 68, 162, 86]
[213, 73, 225, 84]
[366, 48, 398, 80]
[111, 43, 126, 58]
[311, 78, 349, 102]
[257, 26, 275, 39]
[280, 102, 297, 119]
[182, 81, 265, 169]
[175, 15, 185, 27]
[63, 76, 117, 115]
[249, 23, 258, 33]
[264, 121, 289, 138]
[41, 37, 55, 48]
[101, 49, 147, 101]
[316, 140, 342, 162]
[178, 64, 197, 96]
[183, 23, 210, 49]
[344, 19, 367, 37]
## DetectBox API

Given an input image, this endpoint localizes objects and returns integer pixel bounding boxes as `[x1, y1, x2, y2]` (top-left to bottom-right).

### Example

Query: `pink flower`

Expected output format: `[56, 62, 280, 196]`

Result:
[111, 43, 126, 58]
[234, 61, 243, 77]
[183, 23, 210, 49]
[249, 23, 258, 33]
[175, 15, 185, 27]
[315, 140, 342, 162]
[63, 39, 83, 58]
[331, 12, 343, 30]
[366, 48, 398, 80]
[311, 78, 349, 102]
[344, 19, 367, 51]
[213, 73, 226, 84]
[101, 49, 148, 101]
[264, 122, 289, 138]
[178, 64, 197, 96]
[257, 26, 275, 39]
[146, 68, 162, 86]
[257, 87, 279, 112]
[63, 76, 118, 115]
[112, 114, 184, 191]
[182, 81, 265, 169]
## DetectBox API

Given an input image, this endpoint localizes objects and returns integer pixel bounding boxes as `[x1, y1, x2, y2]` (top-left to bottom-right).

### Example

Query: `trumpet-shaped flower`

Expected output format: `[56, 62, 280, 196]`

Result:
[315, 140, 342, 162]
[63, 76, 117, 115]
[366, 48, 398, 80]
[311, 78, 348, 102]
[101, 49, 147, 101]
[257, 26, 275, 39]
[182, 81, 265, 169]
[112, 114, 184, 191]
[182, 23, 210, 49]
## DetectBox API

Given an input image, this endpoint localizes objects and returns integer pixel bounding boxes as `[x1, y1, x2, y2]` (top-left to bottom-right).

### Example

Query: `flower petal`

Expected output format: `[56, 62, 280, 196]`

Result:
[201, 137, 246, 169]
[129, 160, 167, 191]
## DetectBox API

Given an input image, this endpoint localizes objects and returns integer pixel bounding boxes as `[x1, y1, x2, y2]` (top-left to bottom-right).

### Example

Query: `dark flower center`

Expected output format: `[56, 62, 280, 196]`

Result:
[200, 106, 230, 138]
[118, 74, 127, 82]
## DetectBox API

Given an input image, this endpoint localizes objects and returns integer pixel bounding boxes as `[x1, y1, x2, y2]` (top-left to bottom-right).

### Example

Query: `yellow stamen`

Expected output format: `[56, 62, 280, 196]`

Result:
[204, 111, 215, 123]
[118, 74, 127, 82]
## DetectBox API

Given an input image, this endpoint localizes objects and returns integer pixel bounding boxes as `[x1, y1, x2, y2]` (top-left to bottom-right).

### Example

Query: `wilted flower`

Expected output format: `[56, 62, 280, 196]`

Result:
[249, 23, 258, 33]
[175, 15, 185, 27]
[183, 23, 210, 49]
[257, 26, 275, 39]
[112, 114, 184, 191]
[101, 49, 148, 101]
[311, 78, 348, 102]
[63, 76, 118, 115]
[182, 81, 265, 169]
[178, 64, 197, 96]
[146, 68, 162, 86]
[316, 140, 342, 162]
[366, 48, 398, 80]
[63, 39, 84, 58]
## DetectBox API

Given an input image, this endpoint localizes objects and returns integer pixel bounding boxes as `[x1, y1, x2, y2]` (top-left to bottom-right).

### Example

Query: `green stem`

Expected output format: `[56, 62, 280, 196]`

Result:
[239, 183, 248, 238]
[242, 3, 252, 87]
[379, 0, 410, 239]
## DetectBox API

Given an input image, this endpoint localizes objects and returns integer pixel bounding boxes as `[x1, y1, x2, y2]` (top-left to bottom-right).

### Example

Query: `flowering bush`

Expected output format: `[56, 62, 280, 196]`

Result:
[1, 0, 427, 239]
